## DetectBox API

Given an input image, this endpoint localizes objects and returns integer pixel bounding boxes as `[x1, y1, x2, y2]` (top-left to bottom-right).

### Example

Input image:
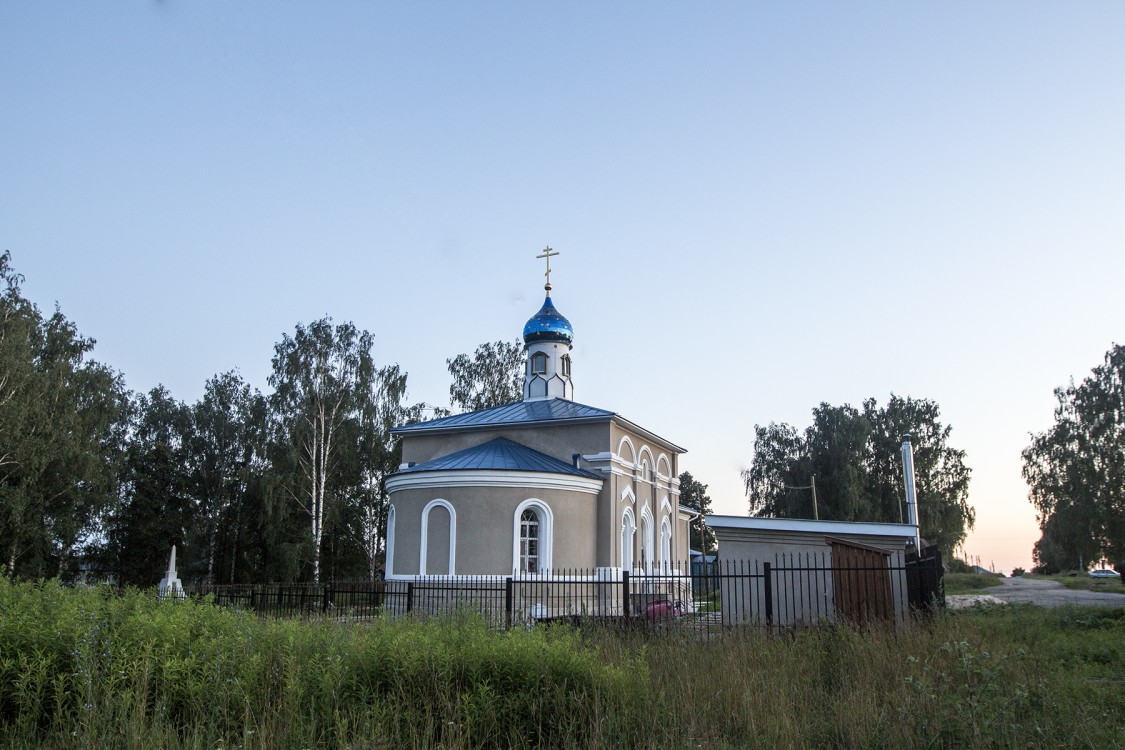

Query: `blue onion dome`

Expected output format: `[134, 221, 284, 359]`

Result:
[523, 295, 574, 345]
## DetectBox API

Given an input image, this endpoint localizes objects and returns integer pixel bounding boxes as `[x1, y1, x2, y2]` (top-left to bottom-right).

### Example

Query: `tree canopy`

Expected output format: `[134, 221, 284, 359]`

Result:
[447, 339, 524, 412]
[0, 253, 436, 585]
[1023, 343, 1125, 573]
[0, 252, 128, 579]
[678, 471, 715, 554]
[743, 395, 973, 556]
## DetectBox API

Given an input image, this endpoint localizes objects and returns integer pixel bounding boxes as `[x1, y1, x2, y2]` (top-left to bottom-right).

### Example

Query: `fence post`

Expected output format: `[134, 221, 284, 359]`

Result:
[504, 577, 514, 630]
[763, 562, 773, 627]
[406, 581, 414, 614]
[322, 584, 331, 614]
[622, 570, 631, 618]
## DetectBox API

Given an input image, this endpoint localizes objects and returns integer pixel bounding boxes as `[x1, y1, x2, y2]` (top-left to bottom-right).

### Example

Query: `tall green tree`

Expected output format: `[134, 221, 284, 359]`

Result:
[678, 472, 715, 555]
[447, 339, 524, 412]
[863, 395, 973, 553]
[186, 371, 268, 585]
[0, 252, 128, 579]
[1024, 344, 1125, 574]
[743, 405, 874, 523]
[352, 364, 428, 579]
[111, 386, 193, 587]
[743, 395, 973, 556]
[270, 320, 429, 582]
[269, 318, 378, 583]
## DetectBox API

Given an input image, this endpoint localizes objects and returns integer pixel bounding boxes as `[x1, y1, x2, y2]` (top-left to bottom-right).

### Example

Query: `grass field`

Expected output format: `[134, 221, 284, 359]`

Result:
[2, 578, 1124, 749]
[942, 572, 1003, 595]
[1026, 573, 1125, 595]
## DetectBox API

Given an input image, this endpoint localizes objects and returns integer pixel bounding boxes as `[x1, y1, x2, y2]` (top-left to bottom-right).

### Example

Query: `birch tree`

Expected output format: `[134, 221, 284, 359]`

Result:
[269, 319, 375, 584]
[447, 339, 523, 412]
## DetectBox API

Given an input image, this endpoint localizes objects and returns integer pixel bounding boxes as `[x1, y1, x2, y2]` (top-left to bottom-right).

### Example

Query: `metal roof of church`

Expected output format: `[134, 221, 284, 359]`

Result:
[395, 437, 601, 479]
[393, 398, 686, 453]
[393, 398, 615, 434]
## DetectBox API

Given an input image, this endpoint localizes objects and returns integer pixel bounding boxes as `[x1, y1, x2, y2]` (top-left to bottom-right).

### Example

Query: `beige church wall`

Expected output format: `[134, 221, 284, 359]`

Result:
[595, 476, 615, 567]
[388, 484, 597, 576]
[401, 422, 611, 467]
[675, 515, 691, 561]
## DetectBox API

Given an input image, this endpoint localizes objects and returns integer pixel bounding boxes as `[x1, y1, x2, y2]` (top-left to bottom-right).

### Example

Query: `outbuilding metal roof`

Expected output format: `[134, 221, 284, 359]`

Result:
[395, 437, 602, 479]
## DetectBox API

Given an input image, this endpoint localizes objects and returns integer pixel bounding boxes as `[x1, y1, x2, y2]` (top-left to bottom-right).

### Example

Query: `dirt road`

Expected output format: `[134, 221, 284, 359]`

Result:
[986, 575, 1125, 607]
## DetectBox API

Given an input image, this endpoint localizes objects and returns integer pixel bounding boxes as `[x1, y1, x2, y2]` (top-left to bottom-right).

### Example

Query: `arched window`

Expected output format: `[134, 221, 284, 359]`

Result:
[621, 508, 636, 570]
[519, 508, 540, 573]
[660, 518, 672, 569]
[513, 500, 553, 574]
[420, 499, 456, 576]
[385, 505, 396, 577]
[561, 354, 571, 377]
[531, 351, 548, 375]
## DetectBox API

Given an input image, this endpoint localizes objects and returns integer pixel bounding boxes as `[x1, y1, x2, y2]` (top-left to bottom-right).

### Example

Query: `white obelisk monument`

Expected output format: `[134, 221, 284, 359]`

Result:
[158, 545, 184, 599]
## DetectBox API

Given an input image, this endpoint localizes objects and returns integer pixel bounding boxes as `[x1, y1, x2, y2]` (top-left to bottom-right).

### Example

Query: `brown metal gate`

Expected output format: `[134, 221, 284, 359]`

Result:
[826, 537, 894, 625]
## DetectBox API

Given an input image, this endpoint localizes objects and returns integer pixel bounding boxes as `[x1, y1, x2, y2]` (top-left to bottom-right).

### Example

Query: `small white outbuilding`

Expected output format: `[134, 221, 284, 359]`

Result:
[705, 516, 919, 627]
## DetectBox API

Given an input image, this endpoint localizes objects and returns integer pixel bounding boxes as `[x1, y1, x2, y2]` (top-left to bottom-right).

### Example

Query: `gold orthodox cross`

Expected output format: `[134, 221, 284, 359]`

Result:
[536, 245, 559, 291]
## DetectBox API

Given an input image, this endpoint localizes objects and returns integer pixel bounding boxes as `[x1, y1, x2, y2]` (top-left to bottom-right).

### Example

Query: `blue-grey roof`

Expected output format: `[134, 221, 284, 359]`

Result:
[523, 295, 574, 345]
[394, 398, 615, 434]
[395, 437, 601, 479]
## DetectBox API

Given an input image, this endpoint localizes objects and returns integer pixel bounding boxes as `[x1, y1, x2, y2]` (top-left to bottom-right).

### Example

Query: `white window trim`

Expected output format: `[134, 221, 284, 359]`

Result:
[621, 507, 636, 570]
[531, 351, 548, 375]
[616, 436, 636, 465]
[512, 499, 553, 574]
[640, 506, 654, 573]
[660, 518, 672, 569]
[419, 498, 456, 576]
[637, 445, 655, 474]
[386, 505, 396, 577]
[620, 484, 636, 505]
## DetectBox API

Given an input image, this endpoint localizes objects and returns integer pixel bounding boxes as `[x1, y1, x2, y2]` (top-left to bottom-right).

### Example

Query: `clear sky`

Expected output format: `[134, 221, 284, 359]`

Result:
[3, 2, 1123, 574]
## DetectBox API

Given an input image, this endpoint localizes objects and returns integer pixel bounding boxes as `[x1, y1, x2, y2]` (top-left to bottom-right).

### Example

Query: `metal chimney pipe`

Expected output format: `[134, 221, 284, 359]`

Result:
[901, 434, 922, 550]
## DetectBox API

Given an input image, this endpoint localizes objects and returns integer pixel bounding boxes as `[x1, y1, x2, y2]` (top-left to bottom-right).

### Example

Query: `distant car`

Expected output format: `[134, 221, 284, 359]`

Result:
[1088, 568, 1120, 579]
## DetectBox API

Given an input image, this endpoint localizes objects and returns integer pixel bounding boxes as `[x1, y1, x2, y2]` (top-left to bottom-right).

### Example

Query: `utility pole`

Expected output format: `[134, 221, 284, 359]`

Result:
[811, 475, 818, 521]
[781, 478, 820, 520]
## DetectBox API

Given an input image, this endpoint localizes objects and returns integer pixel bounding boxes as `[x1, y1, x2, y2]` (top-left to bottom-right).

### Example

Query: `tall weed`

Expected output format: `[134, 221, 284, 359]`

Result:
[2, 578, 1124, 748]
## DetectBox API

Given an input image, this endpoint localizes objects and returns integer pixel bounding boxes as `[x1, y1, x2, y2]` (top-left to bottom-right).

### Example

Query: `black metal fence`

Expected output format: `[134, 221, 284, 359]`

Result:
[191, 552, 944, 636]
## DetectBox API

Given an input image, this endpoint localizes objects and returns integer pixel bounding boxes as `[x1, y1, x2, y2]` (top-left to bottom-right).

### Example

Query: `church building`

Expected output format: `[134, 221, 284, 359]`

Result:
[384, 250, 691, 579]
